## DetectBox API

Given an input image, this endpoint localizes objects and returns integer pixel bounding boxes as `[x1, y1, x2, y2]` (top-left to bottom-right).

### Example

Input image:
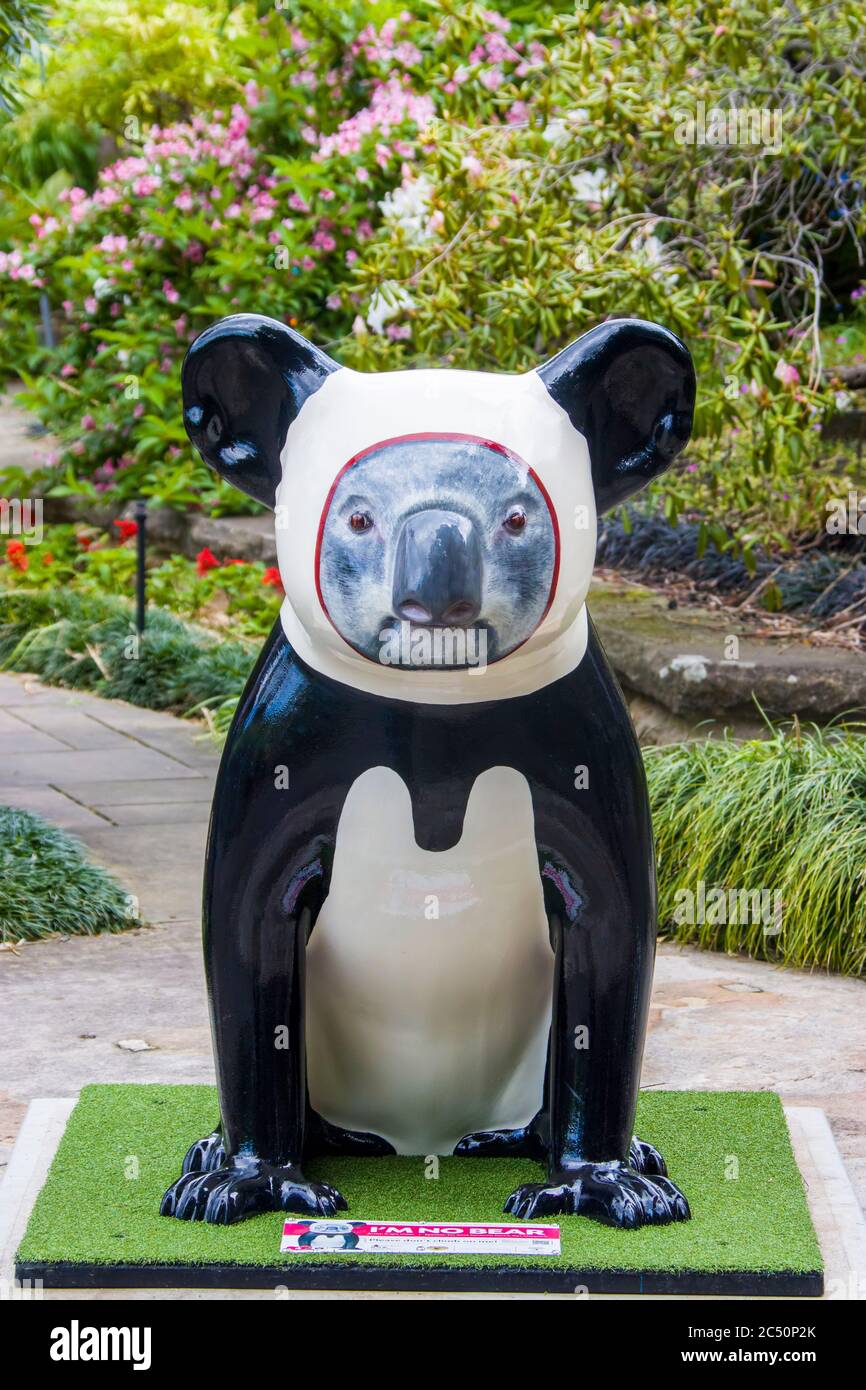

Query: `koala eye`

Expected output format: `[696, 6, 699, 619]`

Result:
[348, 510, 374, 533]
[503, 506, 527, 534]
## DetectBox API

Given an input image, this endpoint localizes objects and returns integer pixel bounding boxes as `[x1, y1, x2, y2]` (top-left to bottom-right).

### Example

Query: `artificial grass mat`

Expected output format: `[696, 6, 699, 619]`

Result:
[17, 1084, 821, 1288]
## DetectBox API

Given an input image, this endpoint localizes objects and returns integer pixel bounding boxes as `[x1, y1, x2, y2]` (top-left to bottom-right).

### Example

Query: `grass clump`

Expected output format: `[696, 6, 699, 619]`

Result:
[646, 722, 866, 976]
[0, 806, 139, 943]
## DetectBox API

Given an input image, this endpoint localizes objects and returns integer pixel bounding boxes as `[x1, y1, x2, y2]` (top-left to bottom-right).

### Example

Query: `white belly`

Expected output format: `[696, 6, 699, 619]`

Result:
[306, 766, 553, 1155]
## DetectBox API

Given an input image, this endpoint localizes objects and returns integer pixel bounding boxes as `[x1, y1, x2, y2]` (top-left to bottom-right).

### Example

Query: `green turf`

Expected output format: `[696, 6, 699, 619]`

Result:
[17, 1085, 821, 1274]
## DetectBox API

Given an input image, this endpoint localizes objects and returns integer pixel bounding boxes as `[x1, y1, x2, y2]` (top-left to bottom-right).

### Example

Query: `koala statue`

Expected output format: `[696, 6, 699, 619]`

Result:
[160, 312, 695, 1229]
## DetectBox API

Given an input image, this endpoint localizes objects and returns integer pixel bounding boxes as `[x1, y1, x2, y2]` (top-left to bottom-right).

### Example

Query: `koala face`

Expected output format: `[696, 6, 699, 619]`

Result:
[306, 1220, 354, 1234]
[181, 313, 694, 700]
[317, 434, 557, 667]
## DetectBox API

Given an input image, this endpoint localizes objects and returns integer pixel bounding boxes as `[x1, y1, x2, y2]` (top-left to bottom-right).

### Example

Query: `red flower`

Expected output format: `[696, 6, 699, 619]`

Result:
[261, 567, 284, 591]
[223, 557, 246, 566]
[42, 552, 54, 565]
[6, 540, 28, 571]
[114, 517, 139, 541]
[76, 532, 93, 549]
[196, 546, 220, 576]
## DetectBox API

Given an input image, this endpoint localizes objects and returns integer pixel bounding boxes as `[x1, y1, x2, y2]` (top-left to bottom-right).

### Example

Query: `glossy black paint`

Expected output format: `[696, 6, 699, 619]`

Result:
[537, 318, 696, 512]
[161, 615, 690, 1227]
[181, 313, 338, 507]
[162, 312, 696, 1228]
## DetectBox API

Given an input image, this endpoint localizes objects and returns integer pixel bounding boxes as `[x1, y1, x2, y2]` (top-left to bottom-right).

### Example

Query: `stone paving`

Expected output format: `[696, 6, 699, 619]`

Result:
[0, 671, 864, 1217]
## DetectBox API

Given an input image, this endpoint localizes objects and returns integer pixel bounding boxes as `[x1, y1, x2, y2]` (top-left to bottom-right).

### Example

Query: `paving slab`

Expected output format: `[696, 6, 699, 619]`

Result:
[4, 704, 133, 749]
[0, 385, 59, 476]
[0, 673, 218, 928]
[0, 728, 69, 756]
[0, 746, 205, 786]
[54, 776, 215, 808]
[0, 785, 113, 831]
[104, 801, 212, 828]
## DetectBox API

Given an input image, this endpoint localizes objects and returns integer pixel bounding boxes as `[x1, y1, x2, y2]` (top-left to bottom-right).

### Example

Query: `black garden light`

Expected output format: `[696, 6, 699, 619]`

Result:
[134, 498, 147, 635]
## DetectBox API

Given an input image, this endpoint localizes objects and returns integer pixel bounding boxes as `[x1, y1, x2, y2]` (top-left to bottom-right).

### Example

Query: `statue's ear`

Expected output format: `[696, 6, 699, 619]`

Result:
[182, 313, 340, 508]
[536, 319, 695, 513]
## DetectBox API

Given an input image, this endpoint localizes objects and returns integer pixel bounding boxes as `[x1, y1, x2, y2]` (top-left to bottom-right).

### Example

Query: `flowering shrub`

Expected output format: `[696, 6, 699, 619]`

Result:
[0, 0, 865, 558]
[0, 1, 463, 509]
[0, 523, 283, 638]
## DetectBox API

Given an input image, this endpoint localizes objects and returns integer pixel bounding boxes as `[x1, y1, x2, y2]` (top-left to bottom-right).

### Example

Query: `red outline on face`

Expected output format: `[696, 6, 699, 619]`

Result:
[314, 431, 561, 662]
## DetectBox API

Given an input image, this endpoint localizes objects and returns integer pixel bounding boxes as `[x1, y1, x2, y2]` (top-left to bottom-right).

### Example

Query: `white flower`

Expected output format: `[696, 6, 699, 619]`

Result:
[542, 109, 588, 143]
[569, 167, 612, 204]
[366, 282, 416, 335]
[632, 228, 680, 285]
[835, 390, 853, 410]
[378, 176, 438, 247]
[92, 276, 114, 300]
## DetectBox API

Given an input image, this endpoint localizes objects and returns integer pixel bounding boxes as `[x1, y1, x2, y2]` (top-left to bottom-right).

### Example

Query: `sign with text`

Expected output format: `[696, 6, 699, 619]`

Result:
[281, 1219, 560, 1256]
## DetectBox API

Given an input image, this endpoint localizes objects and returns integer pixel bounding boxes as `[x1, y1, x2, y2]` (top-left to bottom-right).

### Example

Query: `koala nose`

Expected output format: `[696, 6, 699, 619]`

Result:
[392, 510, 482, 626]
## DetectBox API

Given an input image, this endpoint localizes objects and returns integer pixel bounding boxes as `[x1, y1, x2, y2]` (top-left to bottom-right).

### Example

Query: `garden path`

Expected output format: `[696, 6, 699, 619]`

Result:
[0, 672, 864, 1217]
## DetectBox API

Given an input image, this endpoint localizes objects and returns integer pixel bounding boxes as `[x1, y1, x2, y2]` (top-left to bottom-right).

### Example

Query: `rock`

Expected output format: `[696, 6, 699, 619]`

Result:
[589, 577, 866, 727]
[115, 1038, 153, 1052]
[185, 513, 276, 565]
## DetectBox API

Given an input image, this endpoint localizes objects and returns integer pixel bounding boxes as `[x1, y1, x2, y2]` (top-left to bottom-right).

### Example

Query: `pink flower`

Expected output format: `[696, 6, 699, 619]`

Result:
[84, 296, 97, 315]
[479, 67, 503, 91]
[60, 364, 76, 378]
[162, 279, 180, 304]
[81, 414, 96, 430]
[131, 174, 160, 197]
[774, 358, 800, 387]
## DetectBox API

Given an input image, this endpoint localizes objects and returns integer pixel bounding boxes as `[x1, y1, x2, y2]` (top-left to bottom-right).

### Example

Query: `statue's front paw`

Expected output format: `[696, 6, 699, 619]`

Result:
[161, 1158, 348, 1225]
[504, 1162, 690, 1227]
[629, 1135, 668, 1177]
[181, 1128, 225, 1174]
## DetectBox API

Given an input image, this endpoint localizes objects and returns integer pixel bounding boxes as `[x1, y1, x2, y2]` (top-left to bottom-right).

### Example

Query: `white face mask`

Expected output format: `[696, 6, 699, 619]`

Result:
[274, 366, 596, 705]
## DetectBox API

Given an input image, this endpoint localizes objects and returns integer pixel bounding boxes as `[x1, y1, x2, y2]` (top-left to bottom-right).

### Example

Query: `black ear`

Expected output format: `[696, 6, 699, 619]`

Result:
[182, 313, 340, 507]
[537, 319, 695, 512]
